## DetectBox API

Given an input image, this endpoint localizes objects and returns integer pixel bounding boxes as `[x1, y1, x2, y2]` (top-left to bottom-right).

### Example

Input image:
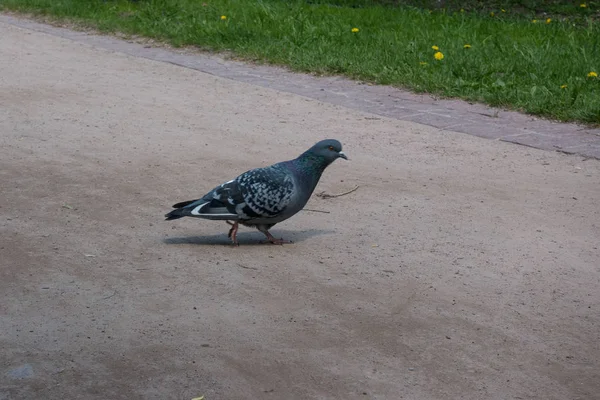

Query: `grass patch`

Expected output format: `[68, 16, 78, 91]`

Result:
[328, 0, 600, 20]
[1, 0, 599, 123]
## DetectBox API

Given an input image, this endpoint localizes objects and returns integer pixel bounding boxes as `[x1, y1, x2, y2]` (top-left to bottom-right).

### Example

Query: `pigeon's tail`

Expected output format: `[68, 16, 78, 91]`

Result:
[172, 200, 197, 208]
[164, 199, 198, 220]
[164, 211, 185, 221]
[164, 199, 239, 221]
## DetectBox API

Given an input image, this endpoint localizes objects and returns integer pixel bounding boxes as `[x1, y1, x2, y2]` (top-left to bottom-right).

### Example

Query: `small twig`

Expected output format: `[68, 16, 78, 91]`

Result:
[302, 208, 331, 213]
[237, 264, 258, 270]
[316, 185, 359, 199]
[102, 290, 118, 300]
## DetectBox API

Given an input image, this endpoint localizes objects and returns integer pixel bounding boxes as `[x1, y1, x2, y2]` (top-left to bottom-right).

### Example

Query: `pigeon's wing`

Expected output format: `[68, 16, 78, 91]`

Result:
[165, 165, 295, 221]
[234, 165, 295, 219]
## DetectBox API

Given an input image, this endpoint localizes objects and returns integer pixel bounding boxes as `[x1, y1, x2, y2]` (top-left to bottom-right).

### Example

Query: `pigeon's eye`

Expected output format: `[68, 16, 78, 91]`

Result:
[328, 146, 335, 151]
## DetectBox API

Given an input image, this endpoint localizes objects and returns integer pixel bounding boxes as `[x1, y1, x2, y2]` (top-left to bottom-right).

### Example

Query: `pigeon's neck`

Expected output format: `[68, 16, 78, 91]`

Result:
[289, 153, 329, 193]
[297, 151, 331, 172]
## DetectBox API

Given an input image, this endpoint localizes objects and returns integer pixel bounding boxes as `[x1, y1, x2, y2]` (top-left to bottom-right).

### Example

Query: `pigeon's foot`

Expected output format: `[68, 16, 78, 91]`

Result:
[226, 221, 239, 245]
[263, 231, 291, 245]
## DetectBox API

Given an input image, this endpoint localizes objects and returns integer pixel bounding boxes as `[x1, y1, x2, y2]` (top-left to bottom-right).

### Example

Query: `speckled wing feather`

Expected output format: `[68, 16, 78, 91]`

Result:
[171, 163, 295, 222]
[225, 164, 295, 220]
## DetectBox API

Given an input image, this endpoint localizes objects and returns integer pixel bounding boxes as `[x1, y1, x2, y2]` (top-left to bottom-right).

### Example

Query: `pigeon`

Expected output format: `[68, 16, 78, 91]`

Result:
[165, 139, 348, 244]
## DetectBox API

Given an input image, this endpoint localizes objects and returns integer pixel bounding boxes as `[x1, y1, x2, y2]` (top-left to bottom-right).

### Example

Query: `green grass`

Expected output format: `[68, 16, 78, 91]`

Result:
[330, 0, 600, 20]
[1, 0, 599, 123]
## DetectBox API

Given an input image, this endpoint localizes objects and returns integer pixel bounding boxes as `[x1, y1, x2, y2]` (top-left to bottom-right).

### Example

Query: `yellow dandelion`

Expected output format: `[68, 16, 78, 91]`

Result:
[532, 19, 538, 23]
[588, 71, 598, 78]
[463, 44, 472, 49]
[490, 12, 495, 17]
[546, 18, 552, 24]
[501, 9, 506, 13]
[434, 51, 444, 61]
[420, 61, 428, 66]
[560, 84, 568, 89]
[220, 15, 227, 20]
[432, 45, 439, 51]
[580, 3, 587, 8]
[351, 27, 359, 33]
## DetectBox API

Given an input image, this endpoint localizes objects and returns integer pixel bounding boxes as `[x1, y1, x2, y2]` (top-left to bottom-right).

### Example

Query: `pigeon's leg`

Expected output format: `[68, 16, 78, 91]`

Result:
[257, 225, 291, 245]
[226, 221, 239, 245]
[264, 231, 287, 245]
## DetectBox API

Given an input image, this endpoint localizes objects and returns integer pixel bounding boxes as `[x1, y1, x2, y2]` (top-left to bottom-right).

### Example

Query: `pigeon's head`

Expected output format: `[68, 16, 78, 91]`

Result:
[308, 139, 348, 164]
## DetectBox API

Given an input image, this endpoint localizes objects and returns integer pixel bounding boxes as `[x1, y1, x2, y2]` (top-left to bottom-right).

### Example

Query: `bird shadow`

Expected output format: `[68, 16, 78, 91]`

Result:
[162, 229, 335, 246]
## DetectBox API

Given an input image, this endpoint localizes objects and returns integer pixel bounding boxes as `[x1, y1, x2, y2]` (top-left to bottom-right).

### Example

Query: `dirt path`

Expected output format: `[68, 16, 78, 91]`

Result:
[2, 13, 599, 161]
[1, 19, 599, 400]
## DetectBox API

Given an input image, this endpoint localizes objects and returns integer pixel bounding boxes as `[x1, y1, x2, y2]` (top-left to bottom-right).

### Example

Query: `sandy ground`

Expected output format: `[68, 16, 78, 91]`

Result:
[1, 20, 599, 400]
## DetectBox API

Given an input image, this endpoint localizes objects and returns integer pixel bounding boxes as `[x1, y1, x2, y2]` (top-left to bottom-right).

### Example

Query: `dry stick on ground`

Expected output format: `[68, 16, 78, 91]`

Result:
[303, 185, 360, 213]
[316, 185, 360, 199]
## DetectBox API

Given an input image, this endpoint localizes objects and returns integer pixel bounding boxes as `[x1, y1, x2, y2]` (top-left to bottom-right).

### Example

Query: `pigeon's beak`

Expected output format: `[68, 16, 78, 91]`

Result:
[338, 151, 348, 160]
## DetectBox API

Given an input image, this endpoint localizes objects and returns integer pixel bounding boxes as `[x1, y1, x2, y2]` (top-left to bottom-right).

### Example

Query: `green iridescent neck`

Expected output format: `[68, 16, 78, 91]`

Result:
[296, 151, 331, 174]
